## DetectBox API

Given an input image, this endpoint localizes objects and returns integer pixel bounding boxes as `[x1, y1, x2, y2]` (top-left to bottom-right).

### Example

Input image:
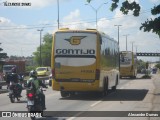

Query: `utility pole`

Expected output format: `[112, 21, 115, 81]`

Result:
[37, 29, 43, 66]
[123, 34, 129, 51]
[135, 45, 138, 53]
[131, 41, 135, 52]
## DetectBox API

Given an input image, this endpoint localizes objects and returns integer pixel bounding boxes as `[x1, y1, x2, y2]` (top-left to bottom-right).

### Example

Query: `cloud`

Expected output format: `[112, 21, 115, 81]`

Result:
[95, 9, 159, 62]
[61, 9, 93, 29]
[149, 0, 160, 3]
[0, 17, 39, 56]
[1, 7, 159, 62]
[63, 9, 80, 22]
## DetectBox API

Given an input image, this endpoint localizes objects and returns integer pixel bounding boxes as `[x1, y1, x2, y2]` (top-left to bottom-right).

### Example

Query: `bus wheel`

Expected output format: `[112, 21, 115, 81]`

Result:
[60, 91, 69, 98]
[112, 76, 118, 91]
[69, 92, 75, 97]
[102, 79, 108, 96]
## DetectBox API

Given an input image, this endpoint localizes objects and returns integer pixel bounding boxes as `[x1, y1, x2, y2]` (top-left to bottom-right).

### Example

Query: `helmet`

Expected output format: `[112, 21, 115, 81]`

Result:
[29, 70, 37, 78]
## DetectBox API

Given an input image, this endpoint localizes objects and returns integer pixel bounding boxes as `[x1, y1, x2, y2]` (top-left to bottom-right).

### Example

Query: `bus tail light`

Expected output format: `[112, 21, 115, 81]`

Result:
[95, 69, 100, 80]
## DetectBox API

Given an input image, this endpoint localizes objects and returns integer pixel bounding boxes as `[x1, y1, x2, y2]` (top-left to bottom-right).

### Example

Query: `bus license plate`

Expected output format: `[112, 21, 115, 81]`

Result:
[9, 90, 13, 94]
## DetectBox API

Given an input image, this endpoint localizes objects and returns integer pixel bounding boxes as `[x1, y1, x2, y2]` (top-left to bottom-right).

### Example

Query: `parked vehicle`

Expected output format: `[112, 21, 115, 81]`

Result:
[152, 68, 157, 74]
[26, 87, 46, 120]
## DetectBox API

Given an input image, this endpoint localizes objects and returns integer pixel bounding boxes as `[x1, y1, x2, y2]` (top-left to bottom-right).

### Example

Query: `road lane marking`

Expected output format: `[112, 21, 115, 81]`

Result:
[67, 117, 76, 120]
[120, 86, 124, 89]
[67, 112, 84, 120]
[90, 99, 103, 107]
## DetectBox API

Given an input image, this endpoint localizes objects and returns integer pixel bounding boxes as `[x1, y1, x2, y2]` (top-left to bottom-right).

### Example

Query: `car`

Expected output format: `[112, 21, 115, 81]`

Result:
[36, 67, 51, 76]
[44, 74, 52, 86]
[152, 68, 157, 74]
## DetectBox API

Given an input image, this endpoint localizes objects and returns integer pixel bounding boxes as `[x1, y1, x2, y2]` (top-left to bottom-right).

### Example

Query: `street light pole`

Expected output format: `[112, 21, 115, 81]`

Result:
[37, 29, 43, 67]
[123, 34, 129, 51]
[114, 25, 122, 45]
[114, 25, 122, 72]
[57, 0, 60, 29]
[135, 45, 138, 53]
[85, 2, 107, 29]
[131, 41, 135, 52]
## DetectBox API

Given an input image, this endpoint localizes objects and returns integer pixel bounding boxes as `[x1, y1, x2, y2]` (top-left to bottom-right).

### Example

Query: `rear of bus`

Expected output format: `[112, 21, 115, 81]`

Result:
[51, 29, 100, 95]
[120, 51, 136, 78]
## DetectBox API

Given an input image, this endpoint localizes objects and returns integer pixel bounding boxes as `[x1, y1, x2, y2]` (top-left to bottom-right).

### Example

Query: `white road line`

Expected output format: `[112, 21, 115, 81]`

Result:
[66, 112, 84, 120]
[120, 86, 124, 89]
[90, 99, 103, 107]
[67, 117, 76, 120]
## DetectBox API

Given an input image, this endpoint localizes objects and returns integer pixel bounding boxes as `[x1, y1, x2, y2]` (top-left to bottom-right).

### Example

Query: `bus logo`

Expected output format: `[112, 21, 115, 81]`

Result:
[65, 36, 86, 45]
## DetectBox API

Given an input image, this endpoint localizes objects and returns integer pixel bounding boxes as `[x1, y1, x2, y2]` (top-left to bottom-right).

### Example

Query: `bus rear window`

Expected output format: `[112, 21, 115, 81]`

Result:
[54, 32, 97, 67]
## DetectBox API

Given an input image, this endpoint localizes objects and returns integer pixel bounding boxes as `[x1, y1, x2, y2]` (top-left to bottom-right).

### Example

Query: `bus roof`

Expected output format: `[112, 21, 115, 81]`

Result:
[55, 28, 98, 33]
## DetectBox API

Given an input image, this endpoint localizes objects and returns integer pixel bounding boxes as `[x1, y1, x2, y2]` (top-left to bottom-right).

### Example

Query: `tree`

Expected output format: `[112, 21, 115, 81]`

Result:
[155, 63, 160, 69]
[33, 33, 52, 66]
[87, 0, 160, 37]
[0, 43, 8, 59]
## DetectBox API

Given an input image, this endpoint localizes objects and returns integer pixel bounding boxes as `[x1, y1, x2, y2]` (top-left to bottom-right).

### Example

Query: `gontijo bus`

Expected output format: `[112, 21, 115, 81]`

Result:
[51, 28, 119, 97]
[120, 51, 137, 78]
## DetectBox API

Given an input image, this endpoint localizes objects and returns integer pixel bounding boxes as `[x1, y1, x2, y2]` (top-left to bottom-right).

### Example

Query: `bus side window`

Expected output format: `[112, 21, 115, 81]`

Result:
[121, 56, 125, 62]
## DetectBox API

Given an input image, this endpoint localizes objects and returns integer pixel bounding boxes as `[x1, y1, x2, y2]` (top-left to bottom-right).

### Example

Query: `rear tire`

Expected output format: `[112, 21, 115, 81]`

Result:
[112, 76, 118, 91]
[28, 106, 36, 120]
[49, 80, 52, 86]
[10, 94, 15, 103]
[101, 79, 108, 97]
[69, 92, 75, 97]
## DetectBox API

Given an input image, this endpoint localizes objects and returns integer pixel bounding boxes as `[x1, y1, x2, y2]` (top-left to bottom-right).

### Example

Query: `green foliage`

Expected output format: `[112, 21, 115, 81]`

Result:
[110, 3, 118, 11]
[137, 59, 146, 73]
[140, 5, 160, 37]
[151, 5, 160, 15]
[87, 0, 91, 3]
[25, 66, 37, 72]
[141, 74, 151, 79]
[120, 1, 140, 16]
[140, 17, 160, 37]
[0, 43, 8, 59]
[33, 33, 52, 66]
[155, 63, 160, 69]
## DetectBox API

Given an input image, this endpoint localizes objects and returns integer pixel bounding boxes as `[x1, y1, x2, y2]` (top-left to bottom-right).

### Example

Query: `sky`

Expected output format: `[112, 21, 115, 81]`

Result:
[0, 0, 160, 62]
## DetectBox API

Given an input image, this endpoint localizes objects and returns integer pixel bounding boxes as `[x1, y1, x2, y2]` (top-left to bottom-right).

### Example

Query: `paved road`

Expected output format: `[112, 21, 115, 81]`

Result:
[0, 74, 159, 120]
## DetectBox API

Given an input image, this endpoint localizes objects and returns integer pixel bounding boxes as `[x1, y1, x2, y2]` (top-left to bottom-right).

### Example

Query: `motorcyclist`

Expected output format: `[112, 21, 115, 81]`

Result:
[6, 67, 23, 97]
[27, 70, 47, 110]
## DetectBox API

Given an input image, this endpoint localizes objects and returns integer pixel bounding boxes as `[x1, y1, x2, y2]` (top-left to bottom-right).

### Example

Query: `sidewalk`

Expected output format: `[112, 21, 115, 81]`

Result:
[152, 74, 160, 111]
